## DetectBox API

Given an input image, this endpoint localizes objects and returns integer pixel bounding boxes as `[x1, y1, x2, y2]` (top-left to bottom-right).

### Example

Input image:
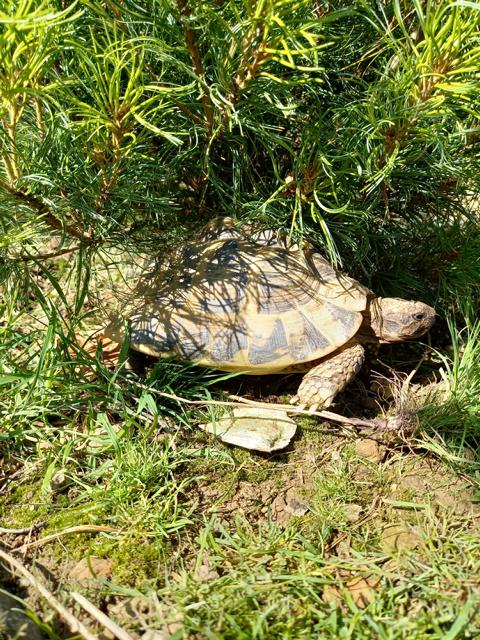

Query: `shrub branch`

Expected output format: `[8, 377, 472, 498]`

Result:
[176, 0, 214, 132]
[0, 178, 94, 244]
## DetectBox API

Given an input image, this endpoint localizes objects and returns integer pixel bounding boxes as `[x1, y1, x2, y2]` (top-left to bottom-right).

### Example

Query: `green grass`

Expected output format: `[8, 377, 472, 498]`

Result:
[3, 421, 479, 638]
[1, 341, 480, 639]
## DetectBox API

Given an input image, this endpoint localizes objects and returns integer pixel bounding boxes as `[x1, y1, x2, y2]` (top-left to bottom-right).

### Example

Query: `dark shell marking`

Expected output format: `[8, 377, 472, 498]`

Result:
[130, 314, 210, 360]
[288, 313, 330, 361]
[129, 315, 180, 355]
[248, 319, 289, 365]
[327, 303, 361, 336]
[209, 324, 248, 362]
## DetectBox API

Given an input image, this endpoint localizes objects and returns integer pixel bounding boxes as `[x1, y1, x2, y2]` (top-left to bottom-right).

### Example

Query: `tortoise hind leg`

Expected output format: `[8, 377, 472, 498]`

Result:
[290, 341, 365, 412]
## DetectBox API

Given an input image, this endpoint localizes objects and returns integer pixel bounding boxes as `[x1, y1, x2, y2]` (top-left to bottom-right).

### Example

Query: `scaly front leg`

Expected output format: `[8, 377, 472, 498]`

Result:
[290, 341, 365, 412]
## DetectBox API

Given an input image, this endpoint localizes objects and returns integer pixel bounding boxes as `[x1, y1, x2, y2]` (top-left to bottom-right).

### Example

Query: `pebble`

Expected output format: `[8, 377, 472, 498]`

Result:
[70, 557, 113, 585]
[355, 438, 386, 463]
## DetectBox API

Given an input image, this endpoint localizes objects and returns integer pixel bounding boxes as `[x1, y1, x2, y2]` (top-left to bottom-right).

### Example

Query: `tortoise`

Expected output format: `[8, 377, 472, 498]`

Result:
[106, 218, 435, 412]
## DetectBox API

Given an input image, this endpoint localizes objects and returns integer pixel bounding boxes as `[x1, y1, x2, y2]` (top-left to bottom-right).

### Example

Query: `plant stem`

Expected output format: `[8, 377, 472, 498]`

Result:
[0, 178, 94, 244]
[176, 0, 214, 132]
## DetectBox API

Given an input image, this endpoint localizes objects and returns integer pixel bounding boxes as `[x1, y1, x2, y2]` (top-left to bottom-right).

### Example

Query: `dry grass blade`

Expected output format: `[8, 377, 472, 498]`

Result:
[71, 592, 135, 640]
[15, 525, 119, 552]
[145, 388, 408, 432]
[0, 548, 98, 640]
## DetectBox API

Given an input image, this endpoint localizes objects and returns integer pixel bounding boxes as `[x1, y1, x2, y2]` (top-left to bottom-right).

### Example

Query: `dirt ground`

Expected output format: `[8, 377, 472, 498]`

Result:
[1, 418, 479, 639]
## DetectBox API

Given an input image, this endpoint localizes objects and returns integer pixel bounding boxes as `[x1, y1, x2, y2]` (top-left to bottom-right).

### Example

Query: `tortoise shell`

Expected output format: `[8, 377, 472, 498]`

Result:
[108, 223, 371, 374]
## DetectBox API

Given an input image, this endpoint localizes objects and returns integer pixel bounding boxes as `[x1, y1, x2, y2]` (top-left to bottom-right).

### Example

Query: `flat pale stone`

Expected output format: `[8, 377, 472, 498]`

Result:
[343, 503, 363, 522]
[71, 557, 113, 584]
[380, 524, 422, 552]
[285, 487, 309, 515]
[199, 408, 297, 452]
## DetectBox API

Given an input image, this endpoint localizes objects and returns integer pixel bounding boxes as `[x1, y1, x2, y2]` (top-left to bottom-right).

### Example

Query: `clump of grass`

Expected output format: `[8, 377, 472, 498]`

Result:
[417, 319, 480, 460]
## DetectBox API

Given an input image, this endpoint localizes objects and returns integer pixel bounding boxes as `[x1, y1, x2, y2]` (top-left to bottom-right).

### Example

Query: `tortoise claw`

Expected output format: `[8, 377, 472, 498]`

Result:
[290, 395, 315, 412]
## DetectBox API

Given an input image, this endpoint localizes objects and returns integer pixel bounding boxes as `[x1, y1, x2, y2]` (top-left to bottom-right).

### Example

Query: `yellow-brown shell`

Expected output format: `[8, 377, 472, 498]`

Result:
[106, 228, 371, 374]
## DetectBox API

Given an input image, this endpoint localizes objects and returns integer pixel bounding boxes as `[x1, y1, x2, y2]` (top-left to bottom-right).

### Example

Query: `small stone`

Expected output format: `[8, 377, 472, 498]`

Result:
[355, 439, 386, 463]
[108, 598, 136, 621]
[194, 563, 220, 582]
[130, 595, 151, 614]
[343, 503, 363, 522]
[0, 592, 43, 640]
[380, 524, 421, 552]
[71, 557, 113, 585]
[285, 497, 309, 516]
[433, 489, 472, 515]
[271, 494, 290, 525]
[285, 488, 309, 516]
[271, 493, 287, 514]
[51, 469, 68, 490]
[397, 473, 427, 493]
[335, 536, 351, 559]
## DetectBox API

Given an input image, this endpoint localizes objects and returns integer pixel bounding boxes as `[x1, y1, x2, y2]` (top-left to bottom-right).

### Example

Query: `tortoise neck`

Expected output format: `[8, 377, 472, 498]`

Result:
[358, 297, 382, 344]
[369, 296, 383, 336]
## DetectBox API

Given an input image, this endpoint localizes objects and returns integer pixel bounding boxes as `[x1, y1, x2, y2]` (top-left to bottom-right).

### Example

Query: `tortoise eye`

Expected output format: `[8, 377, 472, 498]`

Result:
[413, 313, 425, 321]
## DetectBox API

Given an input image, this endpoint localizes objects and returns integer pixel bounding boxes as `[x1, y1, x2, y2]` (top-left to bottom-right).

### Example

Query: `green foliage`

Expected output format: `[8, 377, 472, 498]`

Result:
[0, 0, 478, 450]
[1, 3, 480, 636]
[419, 319, 480, 444]
[0, 0, 477, 252]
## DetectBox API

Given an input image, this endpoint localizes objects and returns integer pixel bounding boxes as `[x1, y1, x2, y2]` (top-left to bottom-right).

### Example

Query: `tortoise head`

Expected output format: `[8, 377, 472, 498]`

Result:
[370, 297, 436, 343]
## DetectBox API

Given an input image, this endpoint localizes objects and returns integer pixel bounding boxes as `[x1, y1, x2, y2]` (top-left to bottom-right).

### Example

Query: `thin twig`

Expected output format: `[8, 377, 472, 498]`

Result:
[12, 245, 81, 263]
[144, 60, 205, 126]
[0, 178, 93, 243]
[71, 592, 135, 640]
[15, 525, 119, 553]
[228, 394, 386, 429]
[137, 386, 398, 432]
[172, 97, 206, 125]
[0, 523, 45, 535]
[0, 548, 98, 640]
